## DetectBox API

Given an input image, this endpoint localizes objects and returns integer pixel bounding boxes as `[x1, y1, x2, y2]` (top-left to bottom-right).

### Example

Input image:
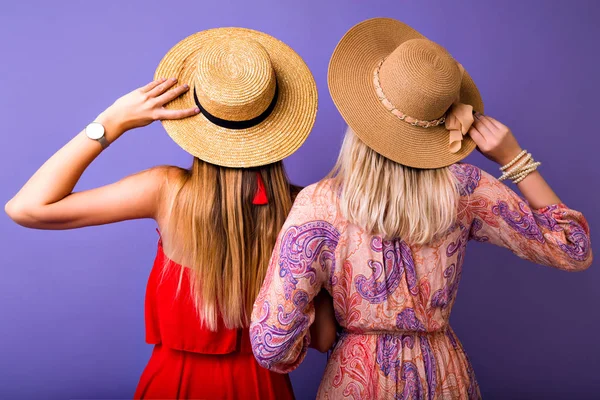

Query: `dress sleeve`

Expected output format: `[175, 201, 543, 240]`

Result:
[250, 184, 341, 373]
[463, 165, 592, 271]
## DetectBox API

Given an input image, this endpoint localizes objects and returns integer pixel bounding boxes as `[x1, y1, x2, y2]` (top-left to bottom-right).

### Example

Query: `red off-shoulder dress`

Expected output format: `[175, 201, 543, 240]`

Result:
[134, 234, 295, 399]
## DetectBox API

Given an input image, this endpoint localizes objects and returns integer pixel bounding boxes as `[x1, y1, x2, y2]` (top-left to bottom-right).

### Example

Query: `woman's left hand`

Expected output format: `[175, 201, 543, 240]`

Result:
[97, 78, 200, 141]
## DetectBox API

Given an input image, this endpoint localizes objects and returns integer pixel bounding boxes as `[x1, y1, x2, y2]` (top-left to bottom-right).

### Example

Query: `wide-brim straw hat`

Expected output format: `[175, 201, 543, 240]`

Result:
[328, 18, 484, 169]
[155, 28, 318, 168]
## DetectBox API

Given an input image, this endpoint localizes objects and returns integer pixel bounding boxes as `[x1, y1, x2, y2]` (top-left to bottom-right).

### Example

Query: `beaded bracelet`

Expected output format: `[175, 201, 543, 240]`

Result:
[506, 160, 539, 183]
[512, 162, 542, 184]
[499, 153, 532, 181]
[511, 165, 537, 181]
[503, 160, 541, 184]
[498, 149, 541, 184]
[507, 154, 532, 177]
[500, 149, 527, 171]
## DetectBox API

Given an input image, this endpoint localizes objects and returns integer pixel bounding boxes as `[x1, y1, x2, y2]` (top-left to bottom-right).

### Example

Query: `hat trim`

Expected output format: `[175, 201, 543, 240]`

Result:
[192, 83, 279, 130]
[373, 59, 448, 129]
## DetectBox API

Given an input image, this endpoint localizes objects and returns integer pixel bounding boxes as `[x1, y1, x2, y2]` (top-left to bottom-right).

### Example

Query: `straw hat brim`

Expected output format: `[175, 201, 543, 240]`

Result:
[155, 28, 318, 168]
[328, 18, 484, 169]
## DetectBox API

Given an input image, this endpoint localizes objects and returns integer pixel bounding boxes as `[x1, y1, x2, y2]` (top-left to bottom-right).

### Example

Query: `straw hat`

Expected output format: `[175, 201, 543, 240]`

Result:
[328, 18, 484, 169]
[155, 28, 318, 168]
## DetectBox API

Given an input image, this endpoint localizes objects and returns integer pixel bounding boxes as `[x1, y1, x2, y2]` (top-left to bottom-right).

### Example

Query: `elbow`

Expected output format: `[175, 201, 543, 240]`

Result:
[5, 199, 26, 224]
[556, 250, 593, 272]
[574, 251, 593, 271]
[250, 348, 287, 373]
[249, 327, 304, 374]
[250, 343, 290, 373]
[255, 357, 276, 372]
[5, 199, 38, 228]
[572, 241, 593, 271]
[251, 349, 270, 370]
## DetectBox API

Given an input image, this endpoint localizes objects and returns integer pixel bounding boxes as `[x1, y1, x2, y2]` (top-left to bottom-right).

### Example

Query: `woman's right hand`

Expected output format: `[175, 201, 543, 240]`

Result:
[468, 113, 523, 167]
[467, 112, 562, 209]
[97, 78, 200, 142]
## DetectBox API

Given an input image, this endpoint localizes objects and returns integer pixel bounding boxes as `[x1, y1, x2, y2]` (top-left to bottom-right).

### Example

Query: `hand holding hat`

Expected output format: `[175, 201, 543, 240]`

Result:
[96, 78, 198, 143]
[468, 113, 523, 167]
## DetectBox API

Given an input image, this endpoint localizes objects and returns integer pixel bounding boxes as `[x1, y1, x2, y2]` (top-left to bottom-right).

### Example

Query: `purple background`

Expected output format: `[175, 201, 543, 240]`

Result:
[1, 0, 598, 399]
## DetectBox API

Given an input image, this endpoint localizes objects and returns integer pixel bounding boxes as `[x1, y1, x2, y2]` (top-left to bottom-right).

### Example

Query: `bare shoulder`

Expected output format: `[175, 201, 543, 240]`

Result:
[144, 165, 186, 188]
[131, 165, 186, 196]
[162, 165, 188, 185]
[145, 165, 187, 223]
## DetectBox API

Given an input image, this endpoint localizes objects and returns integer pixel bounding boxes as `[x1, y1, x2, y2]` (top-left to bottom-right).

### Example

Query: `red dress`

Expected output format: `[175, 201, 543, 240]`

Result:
[134, 234, 295, 399]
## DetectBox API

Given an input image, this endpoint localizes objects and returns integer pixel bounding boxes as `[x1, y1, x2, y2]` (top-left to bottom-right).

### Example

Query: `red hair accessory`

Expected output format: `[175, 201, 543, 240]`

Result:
[252, 172, 268, 205]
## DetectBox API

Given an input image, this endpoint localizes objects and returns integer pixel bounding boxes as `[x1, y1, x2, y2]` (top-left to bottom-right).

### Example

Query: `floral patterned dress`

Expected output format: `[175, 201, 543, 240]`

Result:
[250, 163, 592, 399]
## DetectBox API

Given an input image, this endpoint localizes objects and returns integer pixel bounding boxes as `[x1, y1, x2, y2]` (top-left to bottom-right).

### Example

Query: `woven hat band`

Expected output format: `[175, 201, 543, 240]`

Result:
[374, 59, 447, 128]
[374, 57, 475, 152]
[194, 36, 277, 122]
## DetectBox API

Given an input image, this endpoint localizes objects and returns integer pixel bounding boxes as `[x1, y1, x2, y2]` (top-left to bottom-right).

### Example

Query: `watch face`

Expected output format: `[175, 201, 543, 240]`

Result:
[86, 122, 105, 140]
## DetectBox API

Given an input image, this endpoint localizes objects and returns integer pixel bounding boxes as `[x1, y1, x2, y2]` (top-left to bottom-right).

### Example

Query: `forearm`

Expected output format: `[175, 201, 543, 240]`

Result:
[5, 78, 195, 229]
[470, 115, 562, 211]
[7, 113, 122, 209]
[514, 170, 561, 210]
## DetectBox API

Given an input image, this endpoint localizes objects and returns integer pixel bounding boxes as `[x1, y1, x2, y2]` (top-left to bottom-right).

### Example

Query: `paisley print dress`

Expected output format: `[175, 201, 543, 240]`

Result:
[250, 163, 592, 399]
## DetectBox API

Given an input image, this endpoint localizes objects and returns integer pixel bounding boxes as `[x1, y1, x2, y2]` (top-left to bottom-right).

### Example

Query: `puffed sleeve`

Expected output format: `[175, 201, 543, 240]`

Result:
[250, 183, 341, 373]
[456, 163, 593, 271]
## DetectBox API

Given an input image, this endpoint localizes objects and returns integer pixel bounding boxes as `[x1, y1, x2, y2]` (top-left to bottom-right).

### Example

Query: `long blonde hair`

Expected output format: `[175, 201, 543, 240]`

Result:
[328, 128, 460, 244]
[167, 158, 294, 331]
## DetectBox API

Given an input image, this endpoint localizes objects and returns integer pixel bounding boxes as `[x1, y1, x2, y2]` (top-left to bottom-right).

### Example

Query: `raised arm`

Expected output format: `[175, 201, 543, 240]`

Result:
[466, 114, 592, 270]
[469, 114, 560, 208]
[5, 78, 198, 229]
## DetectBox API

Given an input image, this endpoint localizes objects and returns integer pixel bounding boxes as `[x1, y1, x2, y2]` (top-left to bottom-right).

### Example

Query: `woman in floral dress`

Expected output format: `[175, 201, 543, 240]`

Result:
[250, 18, 592, 399]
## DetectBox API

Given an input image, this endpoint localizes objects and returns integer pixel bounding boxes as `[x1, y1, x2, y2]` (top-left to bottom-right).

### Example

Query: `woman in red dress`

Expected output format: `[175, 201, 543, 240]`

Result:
[5, 28, 336, 399]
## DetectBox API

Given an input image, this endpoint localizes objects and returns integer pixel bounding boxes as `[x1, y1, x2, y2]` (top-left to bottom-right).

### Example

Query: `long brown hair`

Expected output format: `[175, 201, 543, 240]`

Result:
[166, 158, 294, 331]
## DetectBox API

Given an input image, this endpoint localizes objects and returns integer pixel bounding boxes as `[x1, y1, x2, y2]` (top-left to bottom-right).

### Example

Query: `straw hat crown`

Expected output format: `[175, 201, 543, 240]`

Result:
[380, 39, 462, 121]
[195, 37, 277, 122]
[155, 28, 317, 168]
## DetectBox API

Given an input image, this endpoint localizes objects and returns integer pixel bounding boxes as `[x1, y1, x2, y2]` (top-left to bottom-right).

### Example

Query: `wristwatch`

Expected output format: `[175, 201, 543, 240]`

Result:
[85, 122, 110, 149]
